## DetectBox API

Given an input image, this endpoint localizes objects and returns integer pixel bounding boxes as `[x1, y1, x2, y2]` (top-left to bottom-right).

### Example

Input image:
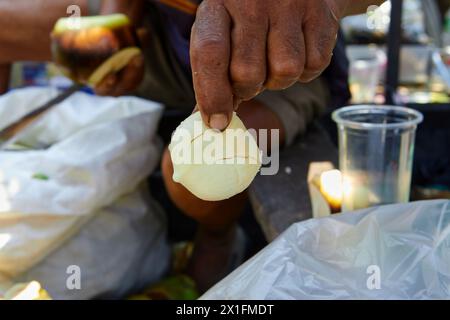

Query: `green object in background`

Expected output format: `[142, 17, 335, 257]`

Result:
[32, 173, 49, 181]
[128, 275, 199, 300]
[128, 242, 199, 300]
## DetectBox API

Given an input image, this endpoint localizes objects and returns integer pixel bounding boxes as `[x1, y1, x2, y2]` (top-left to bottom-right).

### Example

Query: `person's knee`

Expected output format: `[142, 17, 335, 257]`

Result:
[161, 147, 194, 216]
[161, 148, 247, 230]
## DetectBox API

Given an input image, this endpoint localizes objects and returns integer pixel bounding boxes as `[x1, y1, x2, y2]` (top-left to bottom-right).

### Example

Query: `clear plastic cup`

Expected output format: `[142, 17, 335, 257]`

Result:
[349, 59, 380, 103]
[346, 47, 384, 103]
[332, 105, 423, 212]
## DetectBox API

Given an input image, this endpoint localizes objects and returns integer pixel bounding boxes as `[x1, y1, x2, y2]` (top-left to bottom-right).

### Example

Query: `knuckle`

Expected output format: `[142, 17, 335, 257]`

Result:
[191, 36, 227, 54]
[270, 58, 302, 80]
[299, 72, 320, 83]
[231, 63, 265, 88]
[265, 79, 296, 91]
[305, 51, 330, 73]
[196, 0, 222, 15]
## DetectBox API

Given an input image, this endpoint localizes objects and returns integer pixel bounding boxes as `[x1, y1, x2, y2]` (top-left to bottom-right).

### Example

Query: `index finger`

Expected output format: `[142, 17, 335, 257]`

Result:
[190, 1, 233, 131]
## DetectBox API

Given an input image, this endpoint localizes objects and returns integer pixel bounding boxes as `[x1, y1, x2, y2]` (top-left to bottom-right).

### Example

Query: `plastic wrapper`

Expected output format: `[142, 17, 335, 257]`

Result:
[202, 200, 450, 299]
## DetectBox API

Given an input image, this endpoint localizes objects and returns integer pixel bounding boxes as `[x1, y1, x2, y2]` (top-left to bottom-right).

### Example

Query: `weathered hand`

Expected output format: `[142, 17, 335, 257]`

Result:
[190, 0, 348, 130]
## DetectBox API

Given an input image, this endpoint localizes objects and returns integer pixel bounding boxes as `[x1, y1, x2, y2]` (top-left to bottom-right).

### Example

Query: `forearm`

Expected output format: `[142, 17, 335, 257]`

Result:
[0, 0, 88, 64]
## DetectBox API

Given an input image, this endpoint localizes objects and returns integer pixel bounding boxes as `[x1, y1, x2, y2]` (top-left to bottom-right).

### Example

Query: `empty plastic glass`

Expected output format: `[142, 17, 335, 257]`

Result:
[332, 105, 423, 212]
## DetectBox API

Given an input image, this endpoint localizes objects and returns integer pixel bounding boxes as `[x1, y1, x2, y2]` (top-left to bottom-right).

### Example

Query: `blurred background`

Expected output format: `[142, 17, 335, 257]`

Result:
[2, 0, 450, 300]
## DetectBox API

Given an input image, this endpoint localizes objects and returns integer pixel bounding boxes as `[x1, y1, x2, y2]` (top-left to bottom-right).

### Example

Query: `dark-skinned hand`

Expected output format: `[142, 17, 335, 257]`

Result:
[190, 0, 349, 130]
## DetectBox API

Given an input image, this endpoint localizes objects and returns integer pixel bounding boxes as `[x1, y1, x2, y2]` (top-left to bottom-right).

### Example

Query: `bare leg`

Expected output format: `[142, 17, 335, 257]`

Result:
[161, 99, 285, 292]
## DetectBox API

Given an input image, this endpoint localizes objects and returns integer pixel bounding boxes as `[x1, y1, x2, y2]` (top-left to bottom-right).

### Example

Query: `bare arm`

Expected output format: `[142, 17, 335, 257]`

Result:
[0, 0, 89, 64]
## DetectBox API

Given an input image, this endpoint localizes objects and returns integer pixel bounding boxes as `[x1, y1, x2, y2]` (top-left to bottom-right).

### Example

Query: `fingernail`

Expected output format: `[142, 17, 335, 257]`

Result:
[209, 113, 229, 131]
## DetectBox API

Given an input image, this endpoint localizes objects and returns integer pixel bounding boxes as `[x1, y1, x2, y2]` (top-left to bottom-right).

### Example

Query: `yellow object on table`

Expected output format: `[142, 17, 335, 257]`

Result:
[308, 162, 342, 218]
[319, 169, 343, 212]
[128, 275, 199, 300]
[1, 281, 51, 300]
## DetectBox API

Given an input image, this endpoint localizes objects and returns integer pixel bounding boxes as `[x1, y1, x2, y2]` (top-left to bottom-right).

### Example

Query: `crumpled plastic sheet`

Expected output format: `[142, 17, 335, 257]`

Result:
[202, 200, 450, 300]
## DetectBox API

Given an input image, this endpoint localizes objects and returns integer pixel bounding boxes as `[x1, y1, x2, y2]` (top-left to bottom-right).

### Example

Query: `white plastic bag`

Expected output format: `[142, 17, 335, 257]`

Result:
[17, 186, 170, 299]
[0, 87, 169, 299]
[202, 200, 450, 300]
